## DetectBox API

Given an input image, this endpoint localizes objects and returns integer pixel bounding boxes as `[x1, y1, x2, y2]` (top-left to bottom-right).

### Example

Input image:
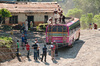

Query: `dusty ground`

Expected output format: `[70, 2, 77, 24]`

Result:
[0, 30, 100, 66]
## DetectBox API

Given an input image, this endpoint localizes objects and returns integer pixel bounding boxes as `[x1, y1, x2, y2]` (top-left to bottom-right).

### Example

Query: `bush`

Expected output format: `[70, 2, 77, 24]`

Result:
[0, 25, 12, 31]
[12, 24, 22, 30]
[36, 23, 48, 31]
[0, 36, 13, 48]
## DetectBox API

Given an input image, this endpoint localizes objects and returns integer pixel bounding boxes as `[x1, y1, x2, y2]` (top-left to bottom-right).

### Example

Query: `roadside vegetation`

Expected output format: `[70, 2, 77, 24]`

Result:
[0, 36, 13, 48]
[0, 36, 16, 62]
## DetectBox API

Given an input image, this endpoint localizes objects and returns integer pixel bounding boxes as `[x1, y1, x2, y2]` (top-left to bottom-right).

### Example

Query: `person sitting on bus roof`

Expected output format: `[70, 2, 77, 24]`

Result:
[62, 15, 65, 24]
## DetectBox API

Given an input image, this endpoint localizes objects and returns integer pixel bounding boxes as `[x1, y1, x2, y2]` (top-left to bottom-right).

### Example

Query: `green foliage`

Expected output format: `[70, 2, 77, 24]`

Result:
[66, 8, 83, 18]
[0, 36, 13, 48]
[80, 15, 88, 29]
[0, 8, 12, 18]
[80, 13, 93, 29]
[73, 0, 100, 29]
[0, 8, 12, 25]
[87, 13, 93, 25]
[93, 14, 100, 27]
[36, 23, 48, 31]
[73, 0, 100, 15]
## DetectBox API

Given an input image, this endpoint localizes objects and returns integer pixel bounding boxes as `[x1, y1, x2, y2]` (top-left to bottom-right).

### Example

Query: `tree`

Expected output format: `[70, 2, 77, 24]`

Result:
[80, 15, 88, 29]
[93, 14, 100, 27]
[73, 0, 100, 15]
[66, 8, 82, 18]
[0, 8, 12, 25]
[87, 13, 93, 24]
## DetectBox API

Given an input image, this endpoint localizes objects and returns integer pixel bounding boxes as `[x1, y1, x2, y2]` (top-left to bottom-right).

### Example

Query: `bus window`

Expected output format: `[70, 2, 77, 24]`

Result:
[63, 26, 67, 32]
[47, 25, 52, 32]
[58, 26, 62, 32]
[52, 26, 57, 32]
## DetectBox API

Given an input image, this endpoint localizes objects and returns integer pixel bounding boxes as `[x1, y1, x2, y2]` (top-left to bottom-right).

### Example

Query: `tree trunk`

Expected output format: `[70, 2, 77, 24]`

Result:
[0, 17, 4, 25]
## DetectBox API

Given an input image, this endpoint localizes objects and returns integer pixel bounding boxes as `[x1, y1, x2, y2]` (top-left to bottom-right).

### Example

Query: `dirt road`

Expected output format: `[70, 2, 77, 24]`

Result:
[0, 30, 100, 66]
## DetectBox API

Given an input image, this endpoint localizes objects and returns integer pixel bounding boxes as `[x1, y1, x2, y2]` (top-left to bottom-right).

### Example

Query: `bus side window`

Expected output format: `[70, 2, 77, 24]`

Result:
[58, 26, 62, 32]
[63, 26, 67, 32]
[48, 26, 52, 32]
[52, 26, 57, 32]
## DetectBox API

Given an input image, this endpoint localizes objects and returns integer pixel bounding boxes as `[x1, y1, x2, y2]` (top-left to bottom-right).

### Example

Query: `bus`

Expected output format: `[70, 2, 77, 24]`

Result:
[46, 17, 80, 47]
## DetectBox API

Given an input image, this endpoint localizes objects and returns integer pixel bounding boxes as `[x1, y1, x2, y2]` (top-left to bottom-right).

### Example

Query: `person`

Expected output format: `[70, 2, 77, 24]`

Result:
[26, 42, 30, 58]
[54, 41, 58, 56]
[36, 41, 40, 59]
[89, 23, 92, 29]
[24, 29, 27, 41]
[16, 40, 20, 57]
[47, 17, 53, 24]
[20, 23, 25, 33]
[59, 10, 63, 23]
[50, 42, 55, 60]
[62, 15, 65, 24]
[41, 44, 47, 62]
[34, 38, 40, 59]
[32, 41, 38, 61]
[21, 34, 25, 50]
[93, 23, 97, 29]
[25, 19, 28, 31]
[53, 9, 58, 24]
[30, 21, 33, 30]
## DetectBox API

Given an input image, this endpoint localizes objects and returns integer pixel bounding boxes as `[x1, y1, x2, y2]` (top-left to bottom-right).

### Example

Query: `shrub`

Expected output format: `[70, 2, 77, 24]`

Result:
[0, 36, 13, 48]
[36, 23, 48, 31]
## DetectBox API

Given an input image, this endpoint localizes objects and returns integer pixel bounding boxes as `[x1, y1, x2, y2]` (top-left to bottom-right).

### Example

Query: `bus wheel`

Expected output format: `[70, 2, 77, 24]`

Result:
[76, 33, 80, 41]
[68, 39, 74, 48]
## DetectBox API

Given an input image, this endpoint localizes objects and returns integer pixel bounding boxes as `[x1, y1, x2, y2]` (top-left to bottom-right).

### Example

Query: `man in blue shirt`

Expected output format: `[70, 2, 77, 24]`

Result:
[32, 42, 38, 61]
[21, 35, 25, 50]
[41, 45, 47, 62]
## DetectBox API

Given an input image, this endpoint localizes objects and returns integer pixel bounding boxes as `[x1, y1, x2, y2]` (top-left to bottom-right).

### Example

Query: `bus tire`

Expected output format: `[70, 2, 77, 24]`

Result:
[76, 33, 80, 41]
[68, 39, 74, 48]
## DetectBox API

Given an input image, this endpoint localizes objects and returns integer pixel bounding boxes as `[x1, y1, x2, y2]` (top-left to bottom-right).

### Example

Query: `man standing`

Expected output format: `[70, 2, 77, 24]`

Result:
[25, 19, 28, 31]
[41, 45, 47, 62]
[16, 40, 20, 57]
[20, 23, 25, 33]
[37, 41, 40, 59]
[34, 38, 40, 59]
[54, 41, 58, 56]
[93, 23, 97, 29]
[32, 42, 38, 61]
[50, 42, 55, 60]
[21, 34, 25, 50]
[24, 29, 27, 42]
[26, 42, 30, 58]
[30, 21, 33, 30]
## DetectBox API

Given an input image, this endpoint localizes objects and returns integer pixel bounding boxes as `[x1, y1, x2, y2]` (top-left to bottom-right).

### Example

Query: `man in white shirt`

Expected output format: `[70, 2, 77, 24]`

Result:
[25, 19, 28, 31]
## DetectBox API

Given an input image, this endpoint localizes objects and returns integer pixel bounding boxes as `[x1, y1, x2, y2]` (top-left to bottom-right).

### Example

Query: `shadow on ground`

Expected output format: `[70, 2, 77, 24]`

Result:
[56, 40, 85, 60]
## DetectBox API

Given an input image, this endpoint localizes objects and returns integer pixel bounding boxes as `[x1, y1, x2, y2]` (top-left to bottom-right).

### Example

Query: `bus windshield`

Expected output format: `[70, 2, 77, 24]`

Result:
[47, 25, 67, 32]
